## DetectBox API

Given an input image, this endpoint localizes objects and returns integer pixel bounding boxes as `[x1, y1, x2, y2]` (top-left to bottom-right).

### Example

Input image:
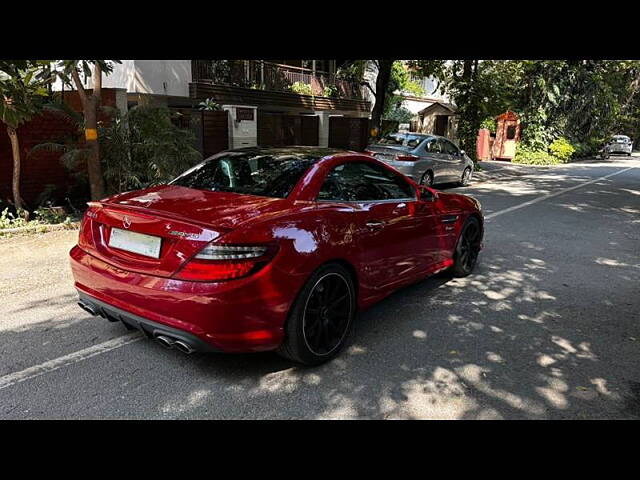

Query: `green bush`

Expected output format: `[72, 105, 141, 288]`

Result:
[34, 206, 70, 224]
[548, 137, 575, 162]
[0, 208, 28, 229]
[99, 106, 202, 194]
[323, 84, 339, 98]
[513, 146, 563, 165]
[289, 82, 313, 96]
[572, 138, 604, 158]
[480, 117, 496, 134]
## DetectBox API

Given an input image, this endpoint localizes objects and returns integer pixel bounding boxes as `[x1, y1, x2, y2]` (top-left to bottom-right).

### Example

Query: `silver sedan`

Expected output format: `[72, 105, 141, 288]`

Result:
[605, 135, 633, 156]
[365, 133, 475, 187]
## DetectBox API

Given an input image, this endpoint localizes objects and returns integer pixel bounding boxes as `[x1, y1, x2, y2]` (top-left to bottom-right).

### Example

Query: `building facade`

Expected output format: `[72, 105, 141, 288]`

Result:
[57, 60, 372, 150]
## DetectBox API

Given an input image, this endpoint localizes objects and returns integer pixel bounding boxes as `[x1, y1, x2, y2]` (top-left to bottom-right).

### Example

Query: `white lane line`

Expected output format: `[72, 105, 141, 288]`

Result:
[0, 333, 143, 391]
[485, 166, 636, 221]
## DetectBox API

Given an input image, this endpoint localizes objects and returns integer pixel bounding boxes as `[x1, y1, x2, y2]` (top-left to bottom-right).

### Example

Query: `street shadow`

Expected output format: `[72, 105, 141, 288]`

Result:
[1, 161, 639, 419]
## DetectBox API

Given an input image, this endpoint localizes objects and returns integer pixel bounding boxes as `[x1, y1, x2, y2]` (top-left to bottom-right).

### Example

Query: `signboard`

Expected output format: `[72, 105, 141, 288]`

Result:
[236, 108, 254, 121]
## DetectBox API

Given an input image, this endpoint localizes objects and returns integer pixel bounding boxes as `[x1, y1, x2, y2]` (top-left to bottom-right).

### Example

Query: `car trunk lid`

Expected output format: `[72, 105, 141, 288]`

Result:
[78, 185, 290, 277]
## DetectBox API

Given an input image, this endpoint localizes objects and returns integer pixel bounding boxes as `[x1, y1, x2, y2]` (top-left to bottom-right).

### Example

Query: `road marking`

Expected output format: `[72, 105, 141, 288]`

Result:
[0, 333, 143, 391]
[485, 166, 636, 221]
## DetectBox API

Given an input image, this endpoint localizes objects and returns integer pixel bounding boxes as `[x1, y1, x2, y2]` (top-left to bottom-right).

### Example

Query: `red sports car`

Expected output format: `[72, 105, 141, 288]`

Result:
[70, 147, 483, 365]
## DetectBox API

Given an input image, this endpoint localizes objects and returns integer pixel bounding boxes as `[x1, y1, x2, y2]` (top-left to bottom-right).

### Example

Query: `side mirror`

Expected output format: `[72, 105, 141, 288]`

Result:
[419, 187, 438, 202]
[459, 150, 466, 157]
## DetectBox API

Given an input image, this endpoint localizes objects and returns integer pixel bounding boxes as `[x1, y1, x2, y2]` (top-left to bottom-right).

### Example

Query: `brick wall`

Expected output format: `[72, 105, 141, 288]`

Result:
[0, 88, 119, 208]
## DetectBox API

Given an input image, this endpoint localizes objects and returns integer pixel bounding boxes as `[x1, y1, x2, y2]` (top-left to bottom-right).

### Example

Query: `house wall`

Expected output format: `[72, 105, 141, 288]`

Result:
[401, 98, 435, 116]
[418, 104, 459, 141]
[52, 60, 192, 98]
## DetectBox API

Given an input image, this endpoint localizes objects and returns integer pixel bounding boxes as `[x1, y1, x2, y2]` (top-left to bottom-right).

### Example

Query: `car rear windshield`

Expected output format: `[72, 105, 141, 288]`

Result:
[170, 152, 317, 198]
[378, 133, 426, 148]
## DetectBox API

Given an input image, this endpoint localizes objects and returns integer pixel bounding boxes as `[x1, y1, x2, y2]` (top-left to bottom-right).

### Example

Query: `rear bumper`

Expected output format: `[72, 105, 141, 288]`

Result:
[70, 245, 295, 353]
[78, 292, 221, 352]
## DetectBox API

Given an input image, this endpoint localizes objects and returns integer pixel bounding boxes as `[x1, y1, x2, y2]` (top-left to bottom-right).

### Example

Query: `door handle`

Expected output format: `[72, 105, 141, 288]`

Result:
[366, 220, 385, 230]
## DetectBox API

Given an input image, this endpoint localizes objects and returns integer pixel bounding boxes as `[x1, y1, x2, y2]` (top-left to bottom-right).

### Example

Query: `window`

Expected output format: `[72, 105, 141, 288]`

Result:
[378, 133, 425, 148]
[441, 139, 459, 155]
[424, 138, 441, 154]
[170, 152, 316, 199]
[506, 125, 517, 140]
[318, 162, 416, 202]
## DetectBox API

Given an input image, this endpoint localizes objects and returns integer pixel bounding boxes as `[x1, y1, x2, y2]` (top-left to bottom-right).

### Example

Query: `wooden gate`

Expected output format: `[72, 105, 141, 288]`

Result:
[170, 109, 229, 158]
[201, 111, 229, 157]
[328, 117, 370, 151]
[258, 112, 319, 147]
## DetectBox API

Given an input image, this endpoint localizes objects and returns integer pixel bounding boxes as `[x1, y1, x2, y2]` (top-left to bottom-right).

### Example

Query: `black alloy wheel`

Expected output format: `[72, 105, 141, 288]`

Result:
[278, 263, 355, 365]
[450, 217, 482, 277]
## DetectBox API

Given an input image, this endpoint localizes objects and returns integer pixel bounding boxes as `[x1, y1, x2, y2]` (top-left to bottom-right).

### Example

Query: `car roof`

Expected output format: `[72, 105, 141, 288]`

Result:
[223, 146, 349, 158]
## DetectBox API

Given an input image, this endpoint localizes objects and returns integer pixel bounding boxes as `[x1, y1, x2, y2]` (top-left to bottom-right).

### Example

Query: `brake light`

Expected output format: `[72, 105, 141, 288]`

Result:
[174, 244, 274, 282]
[396, 154, 419, 162]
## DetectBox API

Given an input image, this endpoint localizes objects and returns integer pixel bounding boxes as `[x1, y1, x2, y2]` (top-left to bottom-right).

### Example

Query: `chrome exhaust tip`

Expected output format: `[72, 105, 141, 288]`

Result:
[155, 335, 175, 349]
[173, 340, 196, 355]
[78, 301, 98, 316]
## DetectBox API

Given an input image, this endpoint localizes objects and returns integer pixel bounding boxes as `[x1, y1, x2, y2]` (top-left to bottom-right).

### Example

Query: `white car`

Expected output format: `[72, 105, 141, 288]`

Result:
[605, 135, 633, 156]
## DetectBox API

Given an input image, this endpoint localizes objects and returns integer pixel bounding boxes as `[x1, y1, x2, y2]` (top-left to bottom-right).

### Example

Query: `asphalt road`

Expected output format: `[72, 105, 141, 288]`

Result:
[1, 155, 639, 419]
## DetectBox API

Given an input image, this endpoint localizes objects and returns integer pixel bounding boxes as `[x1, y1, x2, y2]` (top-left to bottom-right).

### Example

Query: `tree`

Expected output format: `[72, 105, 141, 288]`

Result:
[0, 61, 52, 215]
[55, 60, 120, 200]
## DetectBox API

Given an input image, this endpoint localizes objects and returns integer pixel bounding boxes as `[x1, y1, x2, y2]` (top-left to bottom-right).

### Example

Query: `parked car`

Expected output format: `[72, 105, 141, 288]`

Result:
[604, 135, 633, 156]
[70, 147, 483, 365]
[365, 132, 475, 187]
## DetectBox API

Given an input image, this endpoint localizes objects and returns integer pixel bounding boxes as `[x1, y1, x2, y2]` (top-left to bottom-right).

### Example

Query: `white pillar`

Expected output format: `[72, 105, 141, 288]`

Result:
[315, 111, 332, 147]
[222, 105, 258, 149]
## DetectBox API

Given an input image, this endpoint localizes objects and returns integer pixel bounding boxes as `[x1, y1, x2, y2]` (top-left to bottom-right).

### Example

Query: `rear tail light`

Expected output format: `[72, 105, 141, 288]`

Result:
[395, 154, 419, 162]
[174, 244, 275, 282]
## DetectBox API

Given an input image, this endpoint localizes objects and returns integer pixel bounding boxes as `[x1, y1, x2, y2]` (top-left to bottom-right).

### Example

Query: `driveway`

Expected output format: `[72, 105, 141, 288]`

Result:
[1, 155, 639, 419]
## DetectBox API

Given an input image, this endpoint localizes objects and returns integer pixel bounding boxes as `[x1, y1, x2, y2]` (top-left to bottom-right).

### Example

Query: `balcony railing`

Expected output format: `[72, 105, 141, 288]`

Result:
[191, 60, 365, 100]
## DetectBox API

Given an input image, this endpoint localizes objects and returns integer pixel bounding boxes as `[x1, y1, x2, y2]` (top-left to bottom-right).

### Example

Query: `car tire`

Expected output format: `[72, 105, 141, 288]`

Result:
[459, 167, 472, 186]
[449, 217, 482, 278]
[277, 263, 356, 365]
[420, 170, 434, 187]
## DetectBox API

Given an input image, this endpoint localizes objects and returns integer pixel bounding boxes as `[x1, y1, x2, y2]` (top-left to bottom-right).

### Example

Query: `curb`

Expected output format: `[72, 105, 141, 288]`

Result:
[0, 222, 80, 236]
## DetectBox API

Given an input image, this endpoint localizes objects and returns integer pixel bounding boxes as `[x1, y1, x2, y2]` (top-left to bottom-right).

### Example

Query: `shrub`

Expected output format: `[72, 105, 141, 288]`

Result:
[549, 137, 575, 162]
[480, 117, 496, 134]
[0, 208, 28, 229]
[513, 145, 563, 165]
[289, 82, 313, 96]
[384, 106, 414, 124]
[323, 84, 339, 98]
[99, 106, 202, 194]
[34, 206, 70, 224]
[198, 98, 221, 111]
[572, 138, 604, 158]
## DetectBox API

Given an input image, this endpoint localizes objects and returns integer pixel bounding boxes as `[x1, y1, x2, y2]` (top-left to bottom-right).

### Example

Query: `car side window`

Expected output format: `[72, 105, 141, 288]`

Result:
[318, 161, 416, 202]
[442, 140, 459, 156]
[406, 137, 422, 149]
[424, 138, 441, 154]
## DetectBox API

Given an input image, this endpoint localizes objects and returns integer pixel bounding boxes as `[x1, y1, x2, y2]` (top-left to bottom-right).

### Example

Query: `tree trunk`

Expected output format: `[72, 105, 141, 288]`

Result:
[83, 95, 105, 200]
[370, 59, 394, 138]
[7, 126, 27, 217]
[71, 65, 106, 200]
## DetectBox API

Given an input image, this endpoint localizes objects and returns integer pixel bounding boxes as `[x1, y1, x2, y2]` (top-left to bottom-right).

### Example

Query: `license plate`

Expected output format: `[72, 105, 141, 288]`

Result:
[108, 228, 162, 258]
